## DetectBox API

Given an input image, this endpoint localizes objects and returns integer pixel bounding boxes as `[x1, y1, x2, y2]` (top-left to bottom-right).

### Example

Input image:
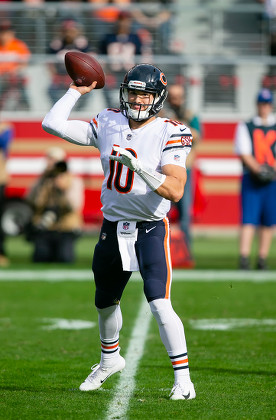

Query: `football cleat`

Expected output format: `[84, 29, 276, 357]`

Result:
[79, 355, 125, 391]
[256, 257, 268, 270]
[239, 256, 250, 270]
[170, 382, 196, 400]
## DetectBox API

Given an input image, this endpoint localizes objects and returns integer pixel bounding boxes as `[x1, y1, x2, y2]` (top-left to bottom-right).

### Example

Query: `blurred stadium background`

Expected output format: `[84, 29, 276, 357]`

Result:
[1, 0, 275, 234]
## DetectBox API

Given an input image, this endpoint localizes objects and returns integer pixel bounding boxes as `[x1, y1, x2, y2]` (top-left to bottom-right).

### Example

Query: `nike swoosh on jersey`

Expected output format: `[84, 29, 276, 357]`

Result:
[146, 226, 156, 233]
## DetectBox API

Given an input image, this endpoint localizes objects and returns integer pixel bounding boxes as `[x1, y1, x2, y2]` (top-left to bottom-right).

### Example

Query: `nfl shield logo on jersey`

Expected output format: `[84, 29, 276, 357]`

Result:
[123, 222, 130, 230]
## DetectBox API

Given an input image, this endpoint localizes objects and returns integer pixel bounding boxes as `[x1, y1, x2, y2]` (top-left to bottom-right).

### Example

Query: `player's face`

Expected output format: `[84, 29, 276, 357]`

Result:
[128, 89, 154, 111]
[257, 102, 273, 118]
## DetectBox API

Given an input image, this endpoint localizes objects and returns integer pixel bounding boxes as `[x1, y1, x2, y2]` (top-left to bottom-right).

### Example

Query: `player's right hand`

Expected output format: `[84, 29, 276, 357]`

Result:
[70, 81, 98, 95]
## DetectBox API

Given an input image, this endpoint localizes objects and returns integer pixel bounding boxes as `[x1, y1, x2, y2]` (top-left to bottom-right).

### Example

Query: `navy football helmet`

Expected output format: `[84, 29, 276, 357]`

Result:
[120, 64, 168, 121]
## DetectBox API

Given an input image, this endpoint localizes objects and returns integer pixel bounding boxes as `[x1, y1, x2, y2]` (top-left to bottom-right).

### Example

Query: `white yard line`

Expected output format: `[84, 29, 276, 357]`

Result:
[0, 270, 93, 281]
[106, 296, 152, 420]
[0, 269, 276, 282]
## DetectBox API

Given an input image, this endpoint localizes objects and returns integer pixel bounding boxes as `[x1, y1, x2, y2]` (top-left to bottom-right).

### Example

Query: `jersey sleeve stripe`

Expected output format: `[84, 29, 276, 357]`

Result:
[165, 134, 192, 146]
[166, 139, 183, 146]
[89, 121, 98, 139]
[169, 133, 192, 139]
[163, 145, 191, 152]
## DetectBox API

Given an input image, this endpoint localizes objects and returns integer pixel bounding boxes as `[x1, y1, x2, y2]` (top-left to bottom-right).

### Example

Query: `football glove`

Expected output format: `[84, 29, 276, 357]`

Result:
[110, 146, 139, 172]
[110, 146, 166, 191]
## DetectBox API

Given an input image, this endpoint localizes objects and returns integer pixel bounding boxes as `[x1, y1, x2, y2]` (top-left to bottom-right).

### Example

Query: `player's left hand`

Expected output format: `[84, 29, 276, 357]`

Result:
[109, 146, 140, 172]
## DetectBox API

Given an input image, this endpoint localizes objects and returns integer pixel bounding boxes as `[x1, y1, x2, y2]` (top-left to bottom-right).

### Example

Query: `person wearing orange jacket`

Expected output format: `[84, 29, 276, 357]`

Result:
[0, 19, 31, 111]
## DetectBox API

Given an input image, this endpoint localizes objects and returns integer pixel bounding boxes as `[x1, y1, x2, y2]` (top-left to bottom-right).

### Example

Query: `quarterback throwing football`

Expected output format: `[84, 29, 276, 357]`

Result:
[42, 64, 196, 400]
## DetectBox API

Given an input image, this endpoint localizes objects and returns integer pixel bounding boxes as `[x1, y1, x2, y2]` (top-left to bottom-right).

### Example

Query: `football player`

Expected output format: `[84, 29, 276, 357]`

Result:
[42, 64, 196, 400]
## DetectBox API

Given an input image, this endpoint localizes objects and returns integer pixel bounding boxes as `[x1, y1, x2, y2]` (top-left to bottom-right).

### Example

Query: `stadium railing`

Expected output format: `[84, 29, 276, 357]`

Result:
[0, 2, 275, 119]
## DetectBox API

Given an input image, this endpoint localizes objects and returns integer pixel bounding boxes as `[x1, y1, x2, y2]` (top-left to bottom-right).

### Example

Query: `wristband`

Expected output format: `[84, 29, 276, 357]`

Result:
[136, 164, 166, 191]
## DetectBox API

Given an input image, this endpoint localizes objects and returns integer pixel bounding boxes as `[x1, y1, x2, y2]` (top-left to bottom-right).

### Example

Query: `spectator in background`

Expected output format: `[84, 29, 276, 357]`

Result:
[23, 0, 84, 2]
[87, 0, 131, 46]
[259, 0, 276, 92]
[0, 1, 12, 20]
[0, 20, 31, 111]
[22, 0, 43, 3]
[47, 18, 93, 110]
[258, 0, 276, 55]
[131, 0, 173, 54]
[162, 83, 202, 262]
[234, 88, 276, 270]
[0, 119, 13, 267]
[26, 146, 84, 263]
[99, 10, 144, 108]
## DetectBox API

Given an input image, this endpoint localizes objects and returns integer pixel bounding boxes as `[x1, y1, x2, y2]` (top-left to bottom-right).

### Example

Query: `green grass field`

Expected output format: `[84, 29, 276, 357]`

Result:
[0, 234, 276, 420]
[3, 232, 276, 270]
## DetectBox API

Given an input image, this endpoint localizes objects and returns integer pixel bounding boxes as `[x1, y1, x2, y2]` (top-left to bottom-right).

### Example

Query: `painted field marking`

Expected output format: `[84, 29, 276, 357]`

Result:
[106, 296, 152, 420]
[0, 269, 276, 282]
[41, 318, 96, 330]
[0, 317, 97, 331]
[189, 318, 276, 331]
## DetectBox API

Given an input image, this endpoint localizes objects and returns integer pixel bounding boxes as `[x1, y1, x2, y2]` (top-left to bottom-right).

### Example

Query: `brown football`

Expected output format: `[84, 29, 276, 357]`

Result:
[65, 51, 105, 89]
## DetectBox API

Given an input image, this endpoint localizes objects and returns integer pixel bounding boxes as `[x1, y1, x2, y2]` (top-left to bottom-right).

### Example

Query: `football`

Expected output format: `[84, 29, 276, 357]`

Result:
[64, 51, 105, 89]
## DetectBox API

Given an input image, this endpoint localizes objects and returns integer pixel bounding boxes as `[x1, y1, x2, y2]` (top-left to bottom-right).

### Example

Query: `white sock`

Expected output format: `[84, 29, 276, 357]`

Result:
[97, 304, 122, 368]
[149, 298, 191, 383]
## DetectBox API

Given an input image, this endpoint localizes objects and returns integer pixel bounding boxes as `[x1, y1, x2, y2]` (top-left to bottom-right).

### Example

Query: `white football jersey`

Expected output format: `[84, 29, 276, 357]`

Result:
[42, 89, 192, 222]
[90, 108, 192, 221]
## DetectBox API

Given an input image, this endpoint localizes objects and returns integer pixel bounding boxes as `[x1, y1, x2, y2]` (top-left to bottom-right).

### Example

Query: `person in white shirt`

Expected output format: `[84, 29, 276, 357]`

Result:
[234, 88, 276, 270]
[42, 63, 195, 400]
